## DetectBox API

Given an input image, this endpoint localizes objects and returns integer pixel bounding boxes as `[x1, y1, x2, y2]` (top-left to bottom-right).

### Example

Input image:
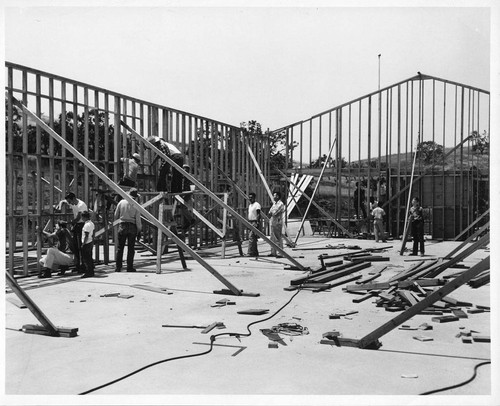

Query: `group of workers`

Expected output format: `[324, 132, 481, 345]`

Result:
[37, 135, 188, 278]
[354, 179, 425, 255]
[38, 192, 95, 278]
[36, 136, 425, 278]
[246, 191, 286, 258]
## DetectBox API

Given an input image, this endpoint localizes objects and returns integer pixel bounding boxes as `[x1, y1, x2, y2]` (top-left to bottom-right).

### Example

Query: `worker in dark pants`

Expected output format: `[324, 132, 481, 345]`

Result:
[147, 136, 185, 192]
[114, 188, 142, 272]
[408, 197, 425, 256]
[80, 211, 95, 278]
[56, 192, 88, 273]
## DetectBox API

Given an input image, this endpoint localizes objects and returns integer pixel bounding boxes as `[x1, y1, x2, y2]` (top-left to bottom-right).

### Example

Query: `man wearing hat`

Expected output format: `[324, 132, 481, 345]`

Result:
[119, 152, 141, 187]
[146, 136, 185, 193]
[114, 188, 142, 272]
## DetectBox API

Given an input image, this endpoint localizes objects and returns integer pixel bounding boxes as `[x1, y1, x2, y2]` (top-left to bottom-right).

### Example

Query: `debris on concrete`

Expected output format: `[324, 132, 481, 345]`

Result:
[237, 309, 269, 315]
[100, 293, 120, 297]
[413, 335, 433, 342]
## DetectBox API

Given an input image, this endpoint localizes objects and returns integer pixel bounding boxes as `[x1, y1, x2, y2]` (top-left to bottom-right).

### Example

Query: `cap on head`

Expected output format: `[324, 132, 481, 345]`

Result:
[129, 188, 140, 198]
[65, 192, 76, 201]
[132, 153, 141, 162]
[182, 163, 190, 168]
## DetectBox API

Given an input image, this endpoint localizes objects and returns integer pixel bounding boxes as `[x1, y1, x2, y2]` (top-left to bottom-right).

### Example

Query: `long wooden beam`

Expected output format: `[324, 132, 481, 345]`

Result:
[247, 144, 274, 200]
[175, 195, 224, 238]
[122, 121, 306, 271]
[399, 140, 419, 255]
[11, 96, 244, 295]
[453, 210, 490, 241]
[356, 255, 490, 349]
[444, 221, 490, 259]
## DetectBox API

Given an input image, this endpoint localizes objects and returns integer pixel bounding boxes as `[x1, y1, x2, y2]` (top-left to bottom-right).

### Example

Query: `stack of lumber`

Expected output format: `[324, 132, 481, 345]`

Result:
[285, 261, 371, 292]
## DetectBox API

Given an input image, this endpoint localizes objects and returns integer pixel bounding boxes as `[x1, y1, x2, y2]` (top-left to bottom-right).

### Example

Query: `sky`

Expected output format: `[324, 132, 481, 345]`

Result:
[1, 2, 495, 132]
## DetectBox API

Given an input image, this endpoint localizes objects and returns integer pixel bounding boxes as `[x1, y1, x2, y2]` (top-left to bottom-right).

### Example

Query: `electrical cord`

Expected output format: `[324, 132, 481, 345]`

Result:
[79, 288, 302, 395]
[419, 360, 491, 395]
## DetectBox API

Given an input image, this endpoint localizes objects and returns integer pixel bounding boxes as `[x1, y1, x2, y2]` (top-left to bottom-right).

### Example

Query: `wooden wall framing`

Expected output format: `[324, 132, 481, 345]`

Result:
[273, 73, 490, 241]
[4, 62, 270, 277]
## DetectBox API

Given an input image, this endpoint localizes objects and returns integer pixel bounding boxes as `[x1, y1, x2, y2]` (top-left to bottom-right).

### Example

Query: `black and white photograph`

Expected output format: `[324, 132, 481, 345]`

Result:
[1, 1, 498, 405]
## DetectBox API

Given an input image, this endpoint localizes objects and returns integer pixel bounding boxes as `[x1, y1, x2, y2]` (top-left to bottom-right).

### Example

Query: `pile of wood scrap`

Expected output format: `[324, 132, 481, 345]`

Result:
[285, 245, 393, 292]
[319, 235, 490, 349]
[285, 261, 371, 292]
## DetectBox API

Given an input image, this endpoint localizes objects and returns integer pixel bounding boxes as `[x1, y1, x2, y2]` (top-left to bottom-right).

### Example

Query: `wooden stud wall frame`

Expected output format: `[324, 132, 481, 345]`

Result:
[273, 73, 489, 243]
[5, 62, 270, 277]
[4, 63, 490, 277]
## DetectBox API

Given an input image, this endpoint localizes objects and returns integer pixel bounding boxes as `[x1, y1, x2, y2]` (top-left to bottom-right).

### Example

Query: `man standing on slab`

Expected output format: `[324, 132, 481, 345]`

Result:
[114, 188, 142, 272]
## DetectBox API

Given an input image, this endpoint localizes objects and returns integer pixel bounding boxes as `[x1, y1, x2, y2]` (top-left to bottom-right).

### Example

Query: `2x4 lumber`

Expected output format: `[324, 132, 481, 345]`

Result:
[291, 261, 358, 285]
[453, 209, 490, 241]
[388, 261, 427, 282]
[425, 233, 490, 278]
[345, 278, 444, 292]
[406, 259, 444, 281]
[444, 222, 490, 259]
[355, 272, 382, 285]
[5, 271, 59, 336]
[356, 256, 489, 349]
[351, 256, 389, 263]
[308, 262, 371, 284]
[246, 144, 273, 200]
[312, 273, 363, 292]
[397, 290, 418, 307]
[13, 97, 243, 296]
[176, 195, 224, 238]
[352, 290, 380, 303]
[468, 273, 490, 288]
[121, 121, 305, 271]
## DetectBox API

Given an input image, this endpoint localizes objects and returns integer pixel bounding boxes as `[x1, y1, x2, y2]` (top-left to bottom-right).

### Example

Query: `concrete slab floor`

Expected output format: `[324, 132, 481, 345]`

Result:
[2, 236, 497, 405]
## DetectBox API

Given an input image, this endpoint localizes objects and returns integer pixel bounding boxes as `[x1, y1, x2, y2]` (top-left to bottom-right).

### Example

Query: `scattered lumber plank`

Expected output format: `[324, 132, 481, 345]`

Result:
[352, 290, 380, 303]
[313, 273, 363, 292]
[397, 290, 418, 306]
[468, 272, 490, 288]
[351, 256, 390, 263]
[307, 262, 371, 284]
[290, 261, 358, 285]
[345, 278, 444, 292]
[472, 336, 490, 343]
[431, 315, 459, 323]
[353, 255, 489, 349]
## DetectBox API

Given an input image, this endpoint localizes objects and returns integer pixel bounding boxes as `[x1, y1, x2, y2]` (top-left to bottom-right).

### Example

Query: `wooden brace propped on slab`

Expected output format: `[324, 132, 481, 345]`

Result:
[6, 272, 78, 337]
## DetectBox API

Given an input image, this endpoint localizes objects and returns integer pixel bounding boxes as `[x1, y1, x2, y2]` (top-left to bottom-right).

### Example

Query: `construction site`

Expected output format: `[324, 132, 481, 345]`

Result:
[3, 58, 493, 403]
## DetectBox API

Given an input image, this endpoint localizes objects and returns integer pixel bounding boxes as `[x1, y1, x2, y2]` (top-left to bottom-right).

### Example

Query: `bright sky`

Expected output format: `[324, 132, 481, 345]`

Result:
[2, 2, 495, 132]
